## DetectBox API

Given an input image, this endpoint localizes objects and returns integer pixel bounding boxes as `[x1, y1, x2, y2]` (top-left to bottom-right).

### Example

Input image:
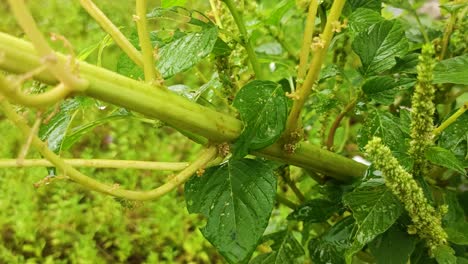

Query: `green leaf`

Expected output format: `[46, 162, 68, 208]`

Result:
[348, 0, 382, 11]
[319, 64, 341, 82]
[343, 184, 403, 258]
[117, 7, 218, 79]
[425, 146, 466, 175]
[352, 20, 409, 76]
[348, 8, 383, 34]
[185, 159, 277, 264]
[232, 80, 288, 158]
[264, 0, 295, 25]
[287, 199, 340, 223]
[251, 230, 304, 264]
[38, 97, 92, 153]
[61, 108, 133, 151]
[433, 244, 457, 264]
[308, 217, 356, 264]
[157, 26, 218, 78]
[358, 110, 409, 162]
[391, 53, 419, 74]
[438, 112, 468, 165]
[445, 224, 468, 245]
[433, 54, 468, 85]
[369, 225, 417, 264]
[212, 37, 232, 56]
[362, 76, 415, 105]
[161, 0, 187, 8]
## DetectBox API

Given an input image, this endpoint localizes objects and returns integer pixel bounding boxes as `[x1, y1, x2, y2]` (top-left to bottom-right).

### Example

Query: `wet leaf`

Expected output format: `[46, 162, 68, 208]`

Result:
[362, 76, 415, 105]
[433, 54, 468, 85]
[343, 184, 403, 259]
[232, 80, 288, 158]
[308, 217, 356, 264]
[250, 230, 304, 264]
[369, 225, 417, 264]
[425, 146, 466, 175]
[352, 20, 409, 76]
[348, 8, 383, 34]
[433, 244, 457, 264]
[185, 159, 277, 264]
[287, 199, 340, 223]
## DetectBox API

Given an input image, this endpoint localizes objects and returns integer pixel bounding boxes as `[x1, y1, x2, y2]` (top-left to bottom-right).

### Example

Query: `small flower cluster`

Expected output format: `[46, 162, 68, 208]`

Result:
[409, 43, 436, 177]
[365, 137, 448, 252]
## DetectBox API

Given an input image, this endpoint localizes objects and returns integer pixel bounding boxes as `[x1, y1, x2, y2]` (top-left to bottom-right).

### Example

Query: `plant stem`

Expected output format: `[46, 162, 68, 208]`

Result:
[433, 101, 468, 137]
[209, 0, 223, 28]
[135, 0, 162, 83]
[79, 0, 144, 68]
[7, 0, 88, 91]
[297, 0, 320, 83]
[412, 10, 430, 44]
[0, 32, 367, 180]
[327, 97, 357, 151]
[0, 99, 218, 201]
[284, 0, 346, 139]
[0, 159, 189, 170]
[276, 194, 299, 209]
[222, 0, 263, 79]
[439, 11, 456, 60]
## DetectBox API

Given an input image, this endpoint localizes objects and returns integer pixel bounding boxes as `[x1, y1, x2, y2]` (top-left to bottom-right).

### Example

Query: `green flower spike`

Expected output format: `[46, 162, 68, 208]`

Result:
[409, 43, 436, 177]
[365, 137, 448, 252]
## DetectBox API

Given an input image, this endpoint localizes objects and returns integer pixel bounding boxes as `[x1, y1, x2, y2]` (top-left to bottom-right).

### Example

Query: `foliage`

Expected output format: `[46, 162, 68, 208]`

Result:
[0, 0, 467, 263]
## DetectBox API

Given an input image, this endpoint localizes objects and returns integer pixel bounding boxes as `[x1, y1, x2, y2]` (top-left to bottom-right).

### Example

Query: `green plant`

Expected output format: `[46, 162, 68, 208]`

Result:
[0, 0, 467, 263]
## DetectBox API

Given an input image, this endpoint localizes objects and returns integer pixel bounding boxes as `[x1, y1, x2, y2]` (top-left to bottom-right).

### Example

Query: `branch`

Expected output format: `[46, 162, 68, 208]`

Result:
[7, 0, 88, 91]
[79, 0, 144, 68]
[222, 0, 263, 79]
[433, 101, 468, 137]
[135, 0, 163, 83]
[0, 98, 218, 200]
[0, 159, 189, 171]
[327, 97, 357, 151]
[297, 0, 320, 83]
[0, 32, 367, 181]
[284, 0, 346, 139]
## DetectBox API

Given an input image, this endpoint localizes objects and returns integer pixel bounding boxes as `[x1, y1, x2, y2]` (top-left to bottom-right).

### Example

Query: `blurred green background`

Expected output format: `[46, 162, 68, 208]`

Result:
[0, 1, 225, 263]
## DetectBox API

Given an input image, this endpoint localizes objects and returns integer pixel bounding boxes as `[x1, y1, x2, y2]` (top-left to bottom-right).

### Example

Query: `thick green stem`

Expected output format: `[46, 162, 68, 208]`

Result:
[222, 0, 263, 79]
[0, 32, 366, 180]
[79, 0, 144, 67]
[284, 0, 346, 139]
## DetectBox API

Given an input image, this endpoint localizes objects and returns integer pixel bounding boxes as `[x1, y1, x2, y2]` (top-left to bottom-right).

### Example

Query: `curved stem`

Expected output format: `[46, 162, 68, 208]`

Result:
[135, 0, 162, 83]
[284, 0, 346, 139]
[7, 0, 88, 91]
[327, 97, 357, 151]
[0, 73, 70, 107]
[433, 101, 468, 137]
[222, 0, 262, 79]
[0, 159, 189, 171]
[79, 0, 144, 68]
[0, 98, 218, 201]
